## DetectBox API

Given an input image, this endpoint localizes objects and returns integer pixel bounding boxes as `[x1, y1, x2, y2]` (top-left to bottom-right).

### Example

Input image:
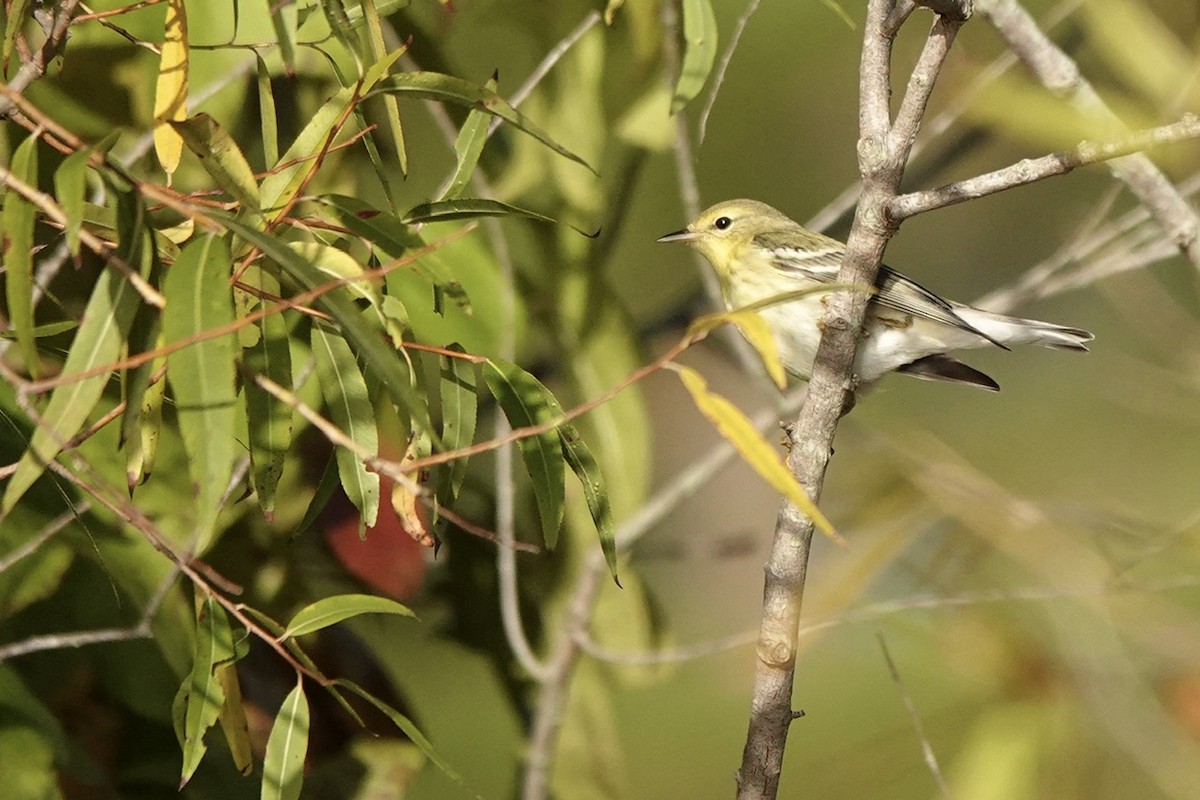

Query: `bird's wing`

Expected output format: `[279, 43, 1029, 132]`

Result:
[766, 242, 1005, 347]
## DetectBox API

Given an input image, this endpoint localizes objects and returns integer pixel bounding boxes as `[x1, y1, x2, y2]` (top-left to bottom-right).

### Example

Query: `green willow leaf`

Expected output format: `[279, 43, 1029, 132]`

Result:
[438, 346, 478, 503]
[256, 55, 280, 167]
[54, 146, 90, 260]
[180, 596, 234, 786]
[294, 452, 339, 539]
[172, 113, 263, 220]
[1, 269, 141, 514]
[261, 679, 309, 800]
[483, 359, 565, 548]
[332, 679, 473, 795]
[217, 215, 435, 441]
[374, 72, 596, 173]
[241, 266, 293, 519]
[4, 132, 40, 377]
[163, 234, 237, 542]
[360, 0, 408, 177]
[559, 422, 618, 584]
[268, 0, 299, 77]
[2, 0, 31, 71]
[282, 593, 415, 639]
[672, 0, 718, 113]
[311, 322, 379, 533]
[440, 74, 496, 201]
[403, 198, 598, 238]
[258, 48, 405, 222]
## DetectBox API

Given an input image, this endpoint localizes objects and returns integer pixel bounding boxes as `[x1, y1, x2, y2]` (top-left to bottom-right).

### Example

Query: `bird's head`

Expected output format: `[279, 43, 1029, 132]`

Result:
[657, 199, 795, 281]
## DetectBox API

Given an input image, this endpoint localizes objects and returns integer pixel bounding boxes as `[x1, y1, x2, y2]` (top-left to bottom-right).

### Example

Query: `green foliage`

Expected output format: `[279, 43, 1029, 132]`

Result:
[2, 2, 1197, 799]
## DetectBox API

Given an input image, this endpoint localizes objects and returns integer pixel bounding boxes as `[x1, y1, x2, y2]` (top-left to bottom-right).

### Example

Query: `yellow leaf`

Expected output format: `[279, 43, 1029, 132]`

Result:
[154, 0, 189, 178]
[676, 366, 842, 544]
[689, 309, 787, 390]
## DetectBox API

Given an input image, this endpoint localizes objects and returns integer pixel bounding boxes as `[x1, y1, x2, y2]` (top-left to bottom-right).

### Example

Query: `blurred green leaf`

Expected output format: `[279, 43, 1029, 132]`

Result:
[173, 113, 263, 221]
[268, 0, 299, 77]
[3, 132, 40, 378]
[180, 596, 234, 786]
[360, 0, 409, 177]
[672, 0, 718, 114]
[241, 266, 293, 519]
[53, 146, 90, 261]
[163, 234, 238, 543]
[374, 72, 596, 173]
[483, 359, 565, 548]
[440, 74, 497, 201]
[1, 265, 142, 515]
[293, 452, 339, 539]
[333, 678, 474, 795]
[2, 0, 31, 74]
[216, 662, 254, 776]
[282, 593, 416, 639]
[256, 54, 280, 167]
[218, 215, 436, 440]
[312, 322, 380, 533]
[262, 678, 309, 800]
[438, 346, 478, 504]
[404, 198, 598, 237]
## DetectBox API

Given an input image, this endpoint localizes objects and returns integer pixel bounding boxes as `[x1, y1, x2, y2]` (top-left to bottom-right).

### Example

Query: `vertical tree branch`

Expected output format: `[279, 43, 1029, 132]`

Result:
[735, 2, 968, 797]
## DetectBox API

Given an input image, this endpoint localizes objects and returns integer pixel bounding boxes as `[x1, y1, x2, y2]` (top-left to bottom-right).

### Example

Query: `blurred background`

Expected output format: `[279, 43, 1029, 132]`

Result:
[3, 0, 1200, 798]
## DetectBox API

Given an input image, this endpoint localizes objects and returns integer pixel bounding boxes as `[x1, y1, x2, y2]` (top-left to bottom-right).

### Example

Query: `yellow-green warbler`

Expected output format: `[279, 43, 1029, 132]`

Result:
[659, 199, 1093, 391]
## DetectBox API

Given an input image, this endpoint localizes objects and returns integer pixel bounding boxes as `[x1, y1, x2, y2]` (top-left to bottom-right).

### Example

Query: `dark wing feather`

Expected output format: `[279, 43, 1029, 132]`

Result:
[762, 236, 1008, 350]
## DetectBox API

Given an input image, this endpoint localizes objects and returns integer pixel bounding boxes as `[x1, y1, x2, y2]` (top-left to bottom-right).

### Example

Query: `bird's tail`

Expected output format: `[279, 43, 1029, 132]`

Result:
[954, 306, 1093, 351]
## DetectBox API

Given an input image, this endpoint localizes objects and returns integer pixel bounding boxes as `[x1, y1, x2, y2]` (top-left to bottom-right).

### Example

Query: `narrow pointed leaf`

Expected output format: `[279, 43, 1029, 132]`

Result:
[54, 146, 90, 260]
[1, 269, 141, 513]
[559, 422, 618, 583]
[333, 679, 472, 793]
[439, 346, 477, 502]
[256, 55, 280, 167]
[261, 679, 309, 800]
[163, 235, 237, 542]
[282, 593, 415, 639]
[689, 309, 787, 390]
[440, 75, 496, 200]
[3, 132, 40, 377]
[311, 322, 380, 533]
[217, 215, 435, 440]
[483, 360, 565, 548]
[403, 198, 597, 237]
[2, 0, 31, 72]
[676, 366, 841, 543]
[294, 453, 339, 539]
[672, 0, 717, 113]
[375, 72, 596, 173]
[216, 663, 254, 776]
[241, 267, 293, 518]
[180, 597, 234, 786]
[259, 49, 405, 222]
[267, 0, 299, 76]
[173, 113, 262, 219]
[154, 0, 189, 177]
[360, 0, 408, 177]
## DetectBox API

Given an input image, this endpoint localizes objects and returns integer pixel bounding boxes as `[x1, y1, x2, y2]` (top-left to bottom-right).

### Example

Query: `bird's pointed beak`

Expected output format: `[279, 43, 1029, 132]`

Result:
[657, 227, 697, 243]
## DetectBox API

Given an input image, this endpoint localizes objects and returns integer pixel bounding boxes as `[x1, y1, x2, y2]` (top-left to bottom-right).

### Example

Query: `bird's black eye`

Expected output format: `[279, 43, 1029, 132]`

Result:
[714, 216, 732, 230]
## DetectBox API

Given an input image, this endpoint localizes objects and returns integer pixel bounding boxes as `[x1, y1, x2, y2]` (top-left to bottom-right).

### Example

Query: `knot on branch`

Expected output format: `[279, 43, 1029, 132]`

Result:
[758, 637, 797, 670]
[856, 135, 890, 174]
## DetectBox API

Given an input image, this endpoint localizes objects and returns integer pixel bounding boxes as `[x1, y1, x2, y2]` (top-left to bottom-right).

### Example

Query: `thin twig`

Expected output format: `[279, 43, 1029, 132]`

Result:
[0, 0, 82, 118]
[696, 0, 763, 147]
[0, 501, 90, 574]
[876, 632, 954, 799]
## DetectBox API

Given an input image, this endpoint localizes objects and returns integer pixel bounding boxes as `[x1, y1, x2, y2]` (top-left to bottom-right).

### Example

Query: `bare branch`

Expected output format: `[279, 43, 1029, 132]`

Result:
[697, 0, 764, 146]
[978, 0, 1200, 271]
[890, 114, 1200, 219]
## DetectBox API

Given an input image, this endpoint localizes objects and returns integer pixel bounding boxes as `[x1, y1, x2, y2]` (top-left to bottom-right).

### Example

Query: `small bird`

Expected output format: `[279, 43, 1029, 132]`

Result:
[658, 199, 1093, 391]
